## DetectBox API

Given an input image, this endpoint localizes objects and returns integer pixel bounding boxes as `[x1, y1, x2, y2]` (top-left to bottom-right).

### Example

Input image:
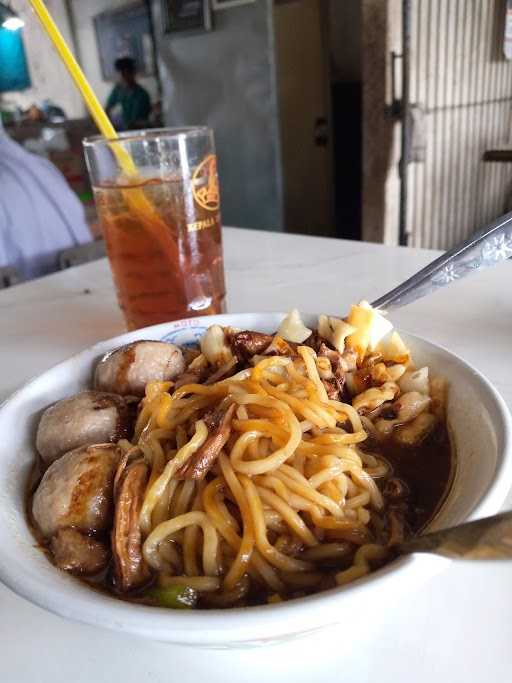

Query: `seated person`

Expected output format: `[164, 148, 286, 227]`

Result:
[0, 117, 91, 280]
[106, 57, 151, 131]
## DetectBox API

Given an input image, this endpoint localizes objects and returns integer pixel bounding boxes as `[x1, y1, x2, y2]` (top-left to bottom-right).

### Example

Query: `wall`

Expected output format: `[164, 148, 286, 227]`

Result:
[408, 0, 512, 249]
[361, 0, 401, 244]
[150, 0, 283, 232]
[3, 1, 160, 118]
[362, 0, 512, 250]
[69, 0, 160, 109]
[2, 0, 83, 117]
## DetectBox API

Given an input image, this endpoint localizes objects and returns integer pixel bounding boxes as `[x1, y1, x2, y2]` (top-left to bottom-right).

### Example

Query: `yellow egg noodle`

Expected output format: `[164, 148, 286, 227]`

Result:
[114, 303, 446, 605]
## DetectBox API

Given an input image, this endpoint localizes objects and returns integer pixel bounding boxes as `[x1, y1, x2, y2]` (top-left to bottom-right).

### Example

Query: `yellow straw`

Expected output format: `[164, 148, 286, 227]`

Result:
[28, 0, 187, 271]
[28, 0, 136, 175]
[28, 1, 218, 324]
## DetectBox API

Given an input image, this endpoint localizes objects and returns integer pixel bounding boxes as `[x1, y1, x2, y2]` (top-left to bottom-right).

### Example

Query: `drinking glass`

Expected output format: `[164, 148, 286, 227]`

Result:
[83, 127, 226, 330]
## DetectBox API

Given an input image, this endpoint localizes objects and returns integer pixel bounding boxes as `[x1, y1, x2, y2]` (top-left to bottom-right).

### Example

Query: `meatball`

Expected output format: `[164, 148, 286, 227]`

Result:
[32, 444, 120, 538]
[51, 528, 110, 575]
[36, 391, 135, 465]
[94, 341, 185, 397]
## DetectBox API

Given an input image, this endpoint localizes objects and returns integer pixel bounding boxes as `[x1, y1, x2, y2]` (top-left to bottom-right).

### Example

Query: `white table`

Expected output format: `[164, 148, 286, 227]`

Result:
[1, 227, 511, 682]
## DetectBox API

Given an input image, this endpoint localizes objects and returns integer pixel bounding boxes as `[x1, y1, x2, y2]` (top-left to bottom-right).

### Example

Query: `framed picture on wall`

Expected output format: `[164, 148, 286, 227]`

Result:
[212, 0, 255, 9]
[161, 0, 212, 34]
[94, 3, 156, 81]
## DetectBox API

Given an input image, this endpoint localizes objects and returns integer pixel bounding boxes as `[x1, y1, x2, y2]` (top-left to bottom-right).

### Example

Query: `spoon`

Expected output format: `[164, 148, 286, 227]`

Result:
[367, 217, 512, 557]
[397, 510, 512, 560]
[371, 210, 512, 310]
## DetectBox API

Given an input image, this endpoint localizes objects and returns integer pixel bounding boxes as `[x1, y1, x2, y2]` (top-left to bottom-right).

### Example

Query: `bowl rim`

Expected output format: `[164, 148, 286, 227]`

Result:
[0, 312, 511, 644]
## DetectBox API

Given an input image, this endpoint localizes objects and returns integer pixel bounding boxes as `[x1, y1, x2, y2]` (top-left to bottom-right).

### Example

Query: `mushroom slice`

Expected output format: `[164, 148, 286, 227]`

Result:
[51, 527, 110, 575]
[176, 403, 236, 480]
[112, 459, 152, 592]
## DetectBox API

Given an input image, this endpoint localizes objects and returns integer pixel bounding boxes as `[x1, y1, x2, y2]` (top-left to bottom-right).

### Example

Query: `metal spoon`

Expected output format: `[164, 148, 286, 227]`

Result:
[397, 510, 512, 560]
[371, 210, 512, 311]
[364, 220, 512, 559]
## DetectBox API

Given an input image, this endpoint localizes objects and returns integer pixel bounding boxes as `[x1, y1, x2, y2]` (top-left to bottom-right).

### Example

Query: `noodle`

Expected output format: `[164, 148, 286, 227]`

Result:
[140, 420, 208, 534]
[183, 485, 204, 577]
[240, 475, 313, 572]
[255, 486, 318, 547]
[100, 311, 447, 607]
[297, 346, 329, 404]
[335, 544, 388, 585]
[144, 511, 219, 576]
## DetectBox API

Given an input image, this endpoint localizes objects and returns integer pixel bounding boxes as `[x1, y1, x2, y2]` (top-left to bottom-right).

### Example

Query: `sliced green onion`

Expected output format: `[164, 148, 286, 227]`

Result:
[145, 584, 198, 609]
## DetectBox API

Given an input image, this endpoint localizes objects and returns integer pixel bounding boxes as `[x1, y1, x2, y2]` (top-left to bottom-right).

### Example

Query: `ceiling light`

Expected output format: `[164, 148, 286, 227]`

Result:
[0, 3, 24, 31]
[3, 16, 24, 30]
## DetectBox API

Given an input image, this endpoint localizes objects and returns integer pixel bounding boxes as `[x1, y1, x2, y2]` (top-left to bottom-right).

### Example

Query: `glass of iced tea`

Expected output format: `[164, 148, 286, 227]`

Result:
[83, 127, 226, 330]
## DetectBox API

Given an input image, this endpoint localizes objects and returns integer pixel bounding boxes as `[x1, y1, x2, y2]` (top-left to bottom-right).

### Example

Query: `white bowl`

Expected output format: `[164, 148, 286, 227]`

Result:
[0, 313, 511, 647]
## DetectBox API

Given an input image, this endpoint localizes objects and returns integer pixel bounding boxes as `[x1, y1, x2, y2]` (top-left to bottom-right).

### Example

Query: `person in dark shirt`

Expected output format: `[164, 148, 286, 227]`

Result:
[106, 57, 151, 131]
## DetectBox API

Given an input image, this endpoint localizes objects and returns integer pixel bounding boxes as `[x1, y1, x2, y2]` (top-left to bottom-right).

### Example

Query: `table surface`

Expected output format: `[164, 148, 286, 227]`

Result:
[1, 227, 511, 682]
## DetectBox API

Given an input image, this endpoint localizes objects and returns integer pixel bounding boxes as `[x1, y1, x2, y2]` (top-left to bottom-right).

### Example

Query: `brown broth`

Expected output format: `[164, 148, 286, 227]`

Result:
[378, 421, 454, 535]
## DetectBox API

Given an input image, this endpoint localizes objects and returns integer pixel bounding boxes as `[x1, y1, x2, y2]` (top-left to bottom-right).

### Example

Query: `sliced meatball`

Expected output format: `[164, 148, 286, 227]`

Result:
[94, 341, 185, 397]
[36, 391, 135, 465]
[32, 444, 120, 538]
[50, 527, 110, 575]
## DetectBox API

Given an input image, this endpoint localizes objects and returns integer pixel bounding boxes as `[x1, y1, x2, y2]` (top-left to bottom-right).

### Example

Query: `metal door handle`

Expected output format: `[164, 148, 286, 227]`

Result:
[314, 117, 328, 147]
